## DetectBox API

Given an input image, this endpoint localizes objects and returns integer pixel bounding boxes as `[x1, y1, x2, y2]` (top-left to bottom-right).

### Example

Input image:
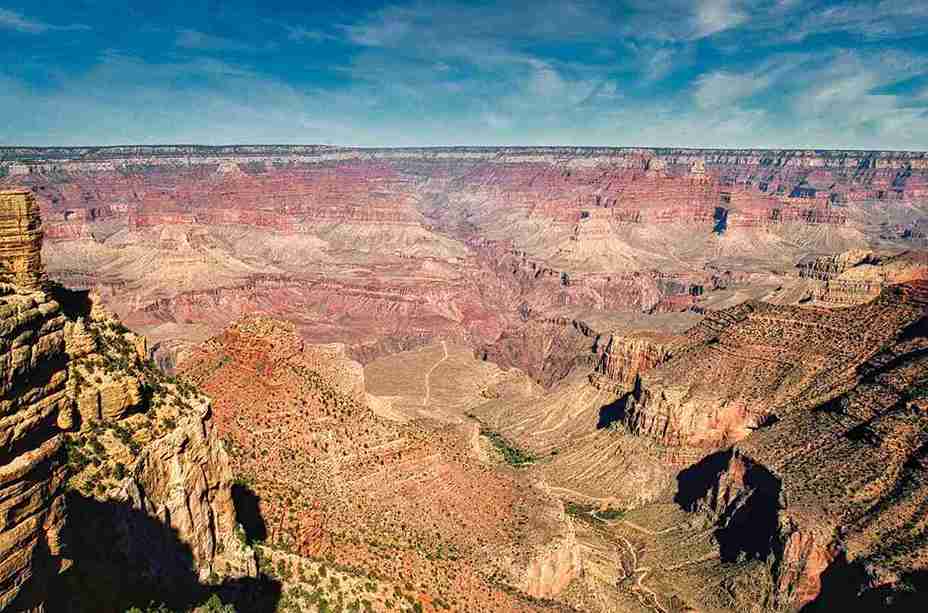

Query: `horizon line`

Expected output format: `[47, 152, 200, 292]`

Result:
[3, 144, 927, 155]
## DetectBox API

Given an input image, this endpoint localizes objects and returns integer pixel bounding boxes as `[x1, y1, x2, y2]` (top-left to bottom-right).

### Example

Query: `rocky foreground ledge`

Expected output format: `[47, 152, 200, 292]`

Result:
[0, 190, 255, 612]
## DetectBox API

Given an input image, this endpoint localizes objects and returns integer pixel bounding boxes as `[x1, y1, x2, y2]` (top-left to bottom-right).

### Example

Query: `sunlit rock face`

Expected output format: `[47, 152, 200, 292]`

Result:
[0, 285, 69, 612]
[0, 190, 45, 291]
[0, 196, 254, 612]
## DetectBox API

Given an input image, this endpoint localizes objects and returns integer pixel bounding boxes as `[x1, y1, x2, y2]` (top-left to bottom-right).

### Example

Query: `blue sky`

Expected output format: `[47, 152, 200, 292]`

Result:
[1, 1, 927, 148]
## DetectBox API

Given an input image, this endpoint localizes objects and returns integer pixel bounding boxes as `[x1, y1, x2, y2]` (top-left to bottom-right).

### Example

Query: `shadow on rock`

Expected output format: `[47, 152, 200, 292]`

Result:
[673, 450, 731, 511]
[48, 282, 93, 320]
[53, 492, 281, 613]
[802, 556, 927, 613]
[232, 482, 268, 543]
[596, 395, 629, 429]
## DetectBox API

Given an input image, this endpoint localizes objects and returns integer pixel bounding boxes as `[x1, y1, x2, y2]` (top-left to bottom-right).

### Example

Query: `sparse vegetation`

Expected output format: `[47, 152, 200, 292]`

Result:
[480, 426, 536, 466]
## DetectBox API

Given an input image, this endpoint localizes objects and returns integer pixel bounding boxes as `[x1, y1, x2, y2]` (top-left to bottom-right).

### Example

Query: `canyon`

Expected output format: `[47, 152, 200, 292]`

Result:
[0, 146, 926, 612]
[4, 146, 925, 370]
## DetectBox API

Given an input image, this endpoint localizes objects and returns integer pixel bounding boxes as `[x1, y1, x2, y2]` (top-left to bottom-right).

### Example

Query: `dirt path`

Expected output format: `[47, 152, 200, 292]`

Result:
[620, 519, 683, 536]
[616, 534, 667, 613]
[422, 341, 448, 406]
[547, 484, 615, 505]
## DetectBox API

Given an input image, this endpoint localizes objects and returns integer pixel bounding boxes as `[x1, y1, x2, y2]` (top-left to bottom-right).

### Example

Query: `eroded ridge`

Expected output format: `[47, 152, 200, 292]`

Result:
[0, 196, 255, 612]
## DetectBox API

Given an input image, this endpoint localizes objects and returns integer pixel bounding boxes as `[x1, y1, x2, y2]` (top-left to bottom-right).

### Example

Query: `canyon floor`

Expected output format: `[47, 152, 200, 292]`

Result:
[2, 147, 927, 612]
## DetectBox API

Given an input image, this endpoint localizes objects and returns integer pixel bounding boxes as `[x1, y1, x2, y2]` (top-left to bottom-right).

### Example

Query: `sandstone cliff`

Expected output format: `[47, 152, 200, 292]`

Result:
[55, 294, 255, 611]
[0, 284, 68, 612]
[0, 190, 254, 611]
[0, 190, 44, 291]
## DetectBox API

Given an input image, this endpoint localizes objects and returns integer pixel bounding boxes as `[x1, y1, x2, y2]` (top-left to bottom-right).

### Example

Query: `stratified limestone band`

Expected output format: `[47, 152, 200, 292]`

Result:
[0, 190, 45, 292]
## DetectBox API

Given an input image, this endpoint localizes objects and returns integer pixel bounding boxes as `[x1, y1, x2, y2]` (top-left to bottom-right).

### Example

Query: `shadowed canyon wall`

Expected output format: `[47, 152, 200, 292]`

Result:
[0, 193, 256, 612]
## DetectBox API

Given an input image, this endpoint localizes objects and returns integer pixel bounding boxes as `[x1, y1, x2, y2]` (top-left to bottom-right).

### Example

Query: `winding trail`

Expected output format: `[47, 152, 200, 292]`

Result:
[620, 519, 683, 536]
[616, 534, 667, 613]
[422, 341, 448, 406]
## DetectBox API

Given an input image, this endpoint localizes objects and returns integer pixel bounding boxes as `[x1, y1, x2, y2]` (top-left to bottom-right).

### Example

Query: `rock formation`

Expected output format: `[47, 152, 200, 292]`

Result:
[0, 190, 45, 291]
[178, 316, 581, 611]
[0, 284, 68, 611]
[680, 282, 928, 611]
[594, 332, 677, 389]
[0, 191, 254, 612]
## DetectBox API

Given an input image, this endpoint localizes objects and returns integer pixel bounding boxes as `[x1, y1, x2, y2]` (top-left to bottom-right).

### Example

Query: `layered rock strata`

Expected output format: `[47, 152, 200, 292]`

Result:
[0, 284, 68, 611]
[0, 193, 254, 612]
[684, 283, 928, 610]
[0, 190, 44, 291]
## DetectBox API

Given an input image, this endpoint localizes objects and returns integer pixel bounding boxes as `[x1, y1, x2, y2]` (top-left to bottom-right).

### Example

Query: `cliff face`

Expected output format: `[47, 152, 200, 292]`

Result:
[794, 249, 928, 307]
[619, 286, 926, 452]
[116, 401, 256, 584]
[0, 191, 254, 612]
[0, 190, 44, 291]
[594, 332, 676, 389]
[0, 285, 69, 612]
[55, 294, 255, 611]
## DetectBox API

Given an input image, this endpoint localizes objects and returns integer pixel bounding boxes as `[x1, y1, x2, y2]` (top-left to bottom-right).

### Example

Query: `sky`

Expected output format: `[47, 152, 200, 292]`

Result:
[1, 0, 927, 149]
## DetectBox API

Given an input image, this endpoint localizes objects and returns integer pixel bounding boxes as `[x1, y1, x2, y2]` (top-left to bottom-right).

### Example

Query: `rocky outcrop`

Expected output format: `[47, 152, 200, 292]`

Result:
[0, 196, 254, 611]
[594, 332, 676, 389]
[56, 296, 255, 610]
[620, 285, 926, 449]
[109, 401, 256, 584]
[797, 249, 876, 281]
[507, 502, 582, 599]
[179, 316, 583, 610]
[0, 190, 44, 291]
[794, 250, 928, 307]
[669, 281, 928, 611]
[0, 285, 69, 612]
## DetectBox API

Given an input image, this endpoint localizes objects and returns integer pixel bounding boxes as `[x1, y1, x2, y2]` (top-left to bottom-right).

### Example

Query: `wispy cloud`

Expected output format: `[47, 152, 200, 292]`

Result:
[285, 26, 336, 43]
[738, 0, 928, 43]
[3, 0, 928, 149]
[693, 71, 771, 109]
[618, 0, 752, 41]
[175, 29, 266, 52]
[686, 48, 928, 148]
[0, 8, 89, 34]
[692, 0, 750, 38]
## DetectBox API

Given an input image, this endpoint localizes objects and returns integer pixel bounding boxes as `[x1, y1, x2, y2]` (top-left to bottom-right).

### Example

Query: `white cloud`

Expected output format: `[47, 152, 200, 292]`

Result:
[693, 0, 749, 38]
[693, 71, 773, 109]
[285, 26, 336, 43]
[644, 48, 676, 82]
[175, 29, 265, 52]
[746, 0, 928, 43]
[684, 48, 928, 149]
[0, 8, 88, 34]
[342, 7, 414, 47]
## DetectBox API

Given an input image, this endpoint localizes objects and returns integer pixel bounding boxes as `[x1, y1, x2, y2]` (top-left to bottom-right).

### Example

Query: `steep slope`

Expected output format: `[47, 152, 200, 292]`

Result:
[178, 317, 588, 612]
[55, 292, 256, 611]
[667, 282, 928, 612]
[474, 282, 928, 612]
[0, 190, 256, 612]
